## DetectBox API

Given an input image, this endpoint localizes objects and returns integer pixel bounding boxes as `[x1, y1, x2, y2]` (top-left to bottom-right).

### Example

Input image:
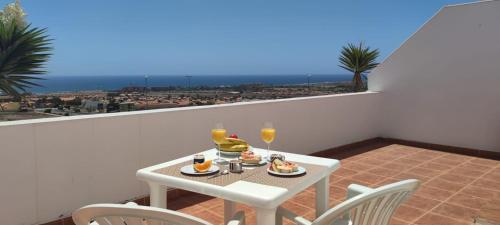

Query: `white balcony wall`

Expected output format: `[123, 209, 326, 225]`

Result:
[0, 92, 380, 225]
[369, 1, 500, 152]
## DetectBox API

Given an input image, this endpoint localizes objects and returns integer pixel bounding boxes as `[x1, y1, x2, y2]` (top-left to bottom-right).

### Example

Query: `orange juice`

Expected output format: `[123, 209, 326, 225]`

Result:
[261, 128, 276, 143]
[211, 129, 227, 144]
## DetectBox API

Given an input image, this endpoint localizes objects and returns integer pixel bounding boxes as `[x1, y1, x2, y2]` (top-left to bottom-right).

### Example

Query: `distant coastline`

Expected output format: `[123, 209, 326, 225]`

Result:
[28, 74, 351, 94]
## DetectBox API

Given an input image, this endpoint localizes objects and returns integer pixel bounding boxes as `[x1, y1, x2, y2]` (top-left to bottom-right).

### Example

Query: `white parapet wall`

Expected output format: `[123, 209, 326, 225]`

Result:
[369, 0, 500, 152]
[0, 92, 381, 225]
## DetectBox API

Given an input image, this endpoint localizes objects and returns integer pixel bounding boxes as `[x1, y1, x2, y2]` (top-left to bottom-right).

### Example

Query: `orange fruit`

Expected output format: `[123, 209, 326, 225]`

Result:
[194, 160, 212, 172]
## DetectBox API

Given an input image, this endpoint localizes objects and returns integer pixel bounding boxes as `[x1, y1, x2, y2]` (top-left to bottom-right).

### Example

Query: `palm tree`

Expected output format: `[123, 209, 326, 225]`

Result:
[0, 0, 51, 97]
[338, 42, 379, 91]
[0, 21, 52, 96]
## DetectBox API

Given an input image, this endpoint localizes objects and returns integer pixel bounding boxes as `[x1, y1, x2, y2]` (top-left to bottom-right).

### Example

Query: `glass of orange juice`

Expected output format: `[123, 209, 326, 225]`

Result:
[261, 122, 276, 161]
[212, 123, 227, 164]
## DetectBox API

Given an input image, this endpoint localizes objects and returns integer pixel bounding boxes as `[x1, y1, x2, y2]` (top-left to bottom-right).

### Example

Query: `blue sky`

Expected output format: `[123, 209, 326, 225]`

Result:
[13, 0, 467, 76]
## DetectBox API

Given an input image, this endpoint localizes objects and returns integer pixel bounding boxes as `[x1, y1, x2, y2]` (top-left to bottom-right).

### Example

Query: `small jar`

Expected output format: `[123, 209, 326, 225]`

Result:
[270, 154, 285, 162]
[193, 154, 205, 164]
[229, 160, 243, 173]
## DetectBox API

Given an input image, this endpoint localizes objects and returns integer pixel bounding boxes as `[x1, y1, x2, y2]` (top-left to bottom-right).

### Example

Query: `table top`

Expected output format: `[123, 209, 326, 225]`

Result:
[136, 148, 340, 209]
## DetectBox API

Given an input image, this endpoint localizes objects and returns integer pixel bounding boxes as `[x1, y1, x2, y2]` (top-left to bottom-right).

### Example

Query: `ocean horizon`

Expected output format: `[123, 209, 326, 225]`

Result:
[28, 74, 352, 94]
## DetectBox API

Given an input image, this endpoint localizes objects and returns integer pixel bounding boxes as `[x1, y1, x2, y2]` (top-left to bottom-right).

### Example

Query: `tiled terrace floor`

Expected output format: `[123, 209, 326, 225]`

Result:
[153, 142, 500, 225]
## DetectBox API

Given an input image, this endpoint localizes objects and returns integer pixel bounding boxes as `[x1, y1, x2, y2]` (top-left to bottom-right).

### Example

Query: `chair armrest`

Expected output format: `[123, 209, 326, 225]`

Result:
[277, 207, 312, 225]
[347, 184, 374, 199]
[227, 211, 246, 225]
[87, 203, 139, 225]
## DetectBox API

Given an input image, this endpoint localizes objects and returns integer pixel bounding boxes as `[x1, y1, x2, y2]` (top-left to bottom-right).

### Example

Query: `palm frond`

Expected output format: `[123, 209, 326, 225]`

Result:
[338, 42, 379, 74]
[0, 21, 52, 96]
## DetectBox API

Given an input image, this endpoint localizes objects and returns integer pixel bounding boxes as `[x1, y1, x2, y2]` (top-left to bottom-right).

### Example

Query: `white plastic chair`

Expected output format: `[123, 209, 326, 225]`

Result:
[73, 202, 245, 225]
[277, 179, 420, 225]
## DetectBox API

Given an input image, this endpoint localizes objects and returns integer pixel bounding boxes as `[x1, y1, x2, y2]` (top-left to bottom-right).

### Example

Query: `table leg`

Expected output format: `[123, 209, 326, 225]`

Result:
[148, 182, 167, 209]
[315, 176, 329, 217]
[224, 200, 235, 224]
[256, 207, 277, 225]
[276, 209, 283, 225]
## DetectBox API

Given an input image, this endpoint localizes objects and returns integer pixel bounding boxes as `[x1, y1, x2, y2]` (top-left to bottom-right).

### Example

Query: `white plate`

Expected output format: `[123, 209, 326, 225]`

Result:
[180, 165, 220, 176]
[267, 166, 306, 176]
[239, 157, 268, 166]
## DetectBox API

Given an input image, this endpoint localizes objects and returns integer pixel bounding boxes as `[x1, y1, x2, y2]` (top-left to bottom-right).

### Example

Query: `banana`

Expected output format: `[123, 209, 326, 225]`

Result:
[218, 138, 249, 152]
[220, 137, 247, 145]
[220, 144, 248, 152]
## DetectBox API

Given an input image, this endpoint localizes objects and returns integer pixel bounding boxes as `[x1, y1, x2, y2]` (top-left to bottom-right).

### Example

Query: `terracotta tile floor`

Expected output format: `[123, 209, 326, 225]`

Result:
[153, 143, 500, 225]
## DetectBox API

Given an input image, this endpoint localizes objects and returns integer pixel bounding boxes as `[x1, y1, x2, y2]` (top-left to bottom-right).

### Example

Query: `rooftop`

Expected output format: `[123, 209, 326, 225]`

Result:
[42, 139, 500, 225]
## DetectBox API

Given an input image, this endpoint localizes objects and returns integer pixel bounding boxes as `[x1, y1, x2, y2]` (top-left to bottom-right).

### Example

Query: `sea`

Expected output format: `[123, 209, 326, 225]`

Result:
[28, 74, 352, 94]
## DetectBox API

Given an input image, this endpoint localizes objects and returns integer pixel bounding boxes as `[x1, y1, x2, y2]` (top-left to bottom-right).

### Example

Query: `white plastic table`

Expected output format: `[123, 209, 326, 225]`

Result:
[136, 148, 340, 225]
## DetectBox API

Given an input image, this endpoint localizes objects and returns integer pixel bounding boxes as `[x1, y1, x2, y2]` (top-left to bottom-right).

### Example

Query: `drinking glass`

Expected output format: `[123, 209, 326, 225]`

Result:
[261, 122, 276, 161]
[211, 123, 227, 164]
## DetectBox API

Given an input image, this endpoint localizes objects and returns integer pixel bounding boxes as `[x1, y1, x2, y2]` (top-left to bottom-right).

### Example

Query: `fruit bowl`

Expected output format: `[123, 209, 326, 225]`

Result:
[219, 150, 243, 156]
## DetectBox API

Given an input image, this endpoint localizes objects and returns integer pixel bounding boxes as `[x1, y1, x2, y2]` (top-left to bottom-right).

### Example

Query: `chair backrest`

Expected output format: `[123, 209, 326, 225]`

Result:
[312, 179, 420, 225]
[73, 203, 212, 225]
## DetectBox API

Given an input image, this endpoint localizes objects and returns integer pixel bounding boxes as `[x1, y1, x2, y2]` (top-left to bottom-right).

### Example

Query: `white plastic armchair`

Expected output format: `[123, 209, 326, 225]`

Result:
[277, 179, 420, 225]
[73, 202, 245, 225]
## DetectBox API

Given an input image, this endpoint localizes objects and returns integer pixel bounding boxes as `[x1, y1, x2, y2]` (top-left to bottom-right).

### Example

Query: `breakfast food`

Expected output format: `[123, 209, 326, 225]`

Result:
[193, 160, 212, 173]
[241, 151, 262, 164]
[270, 159, 298, 173]
[270, 153, 285, 162]
[219, 137, 249, 152]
